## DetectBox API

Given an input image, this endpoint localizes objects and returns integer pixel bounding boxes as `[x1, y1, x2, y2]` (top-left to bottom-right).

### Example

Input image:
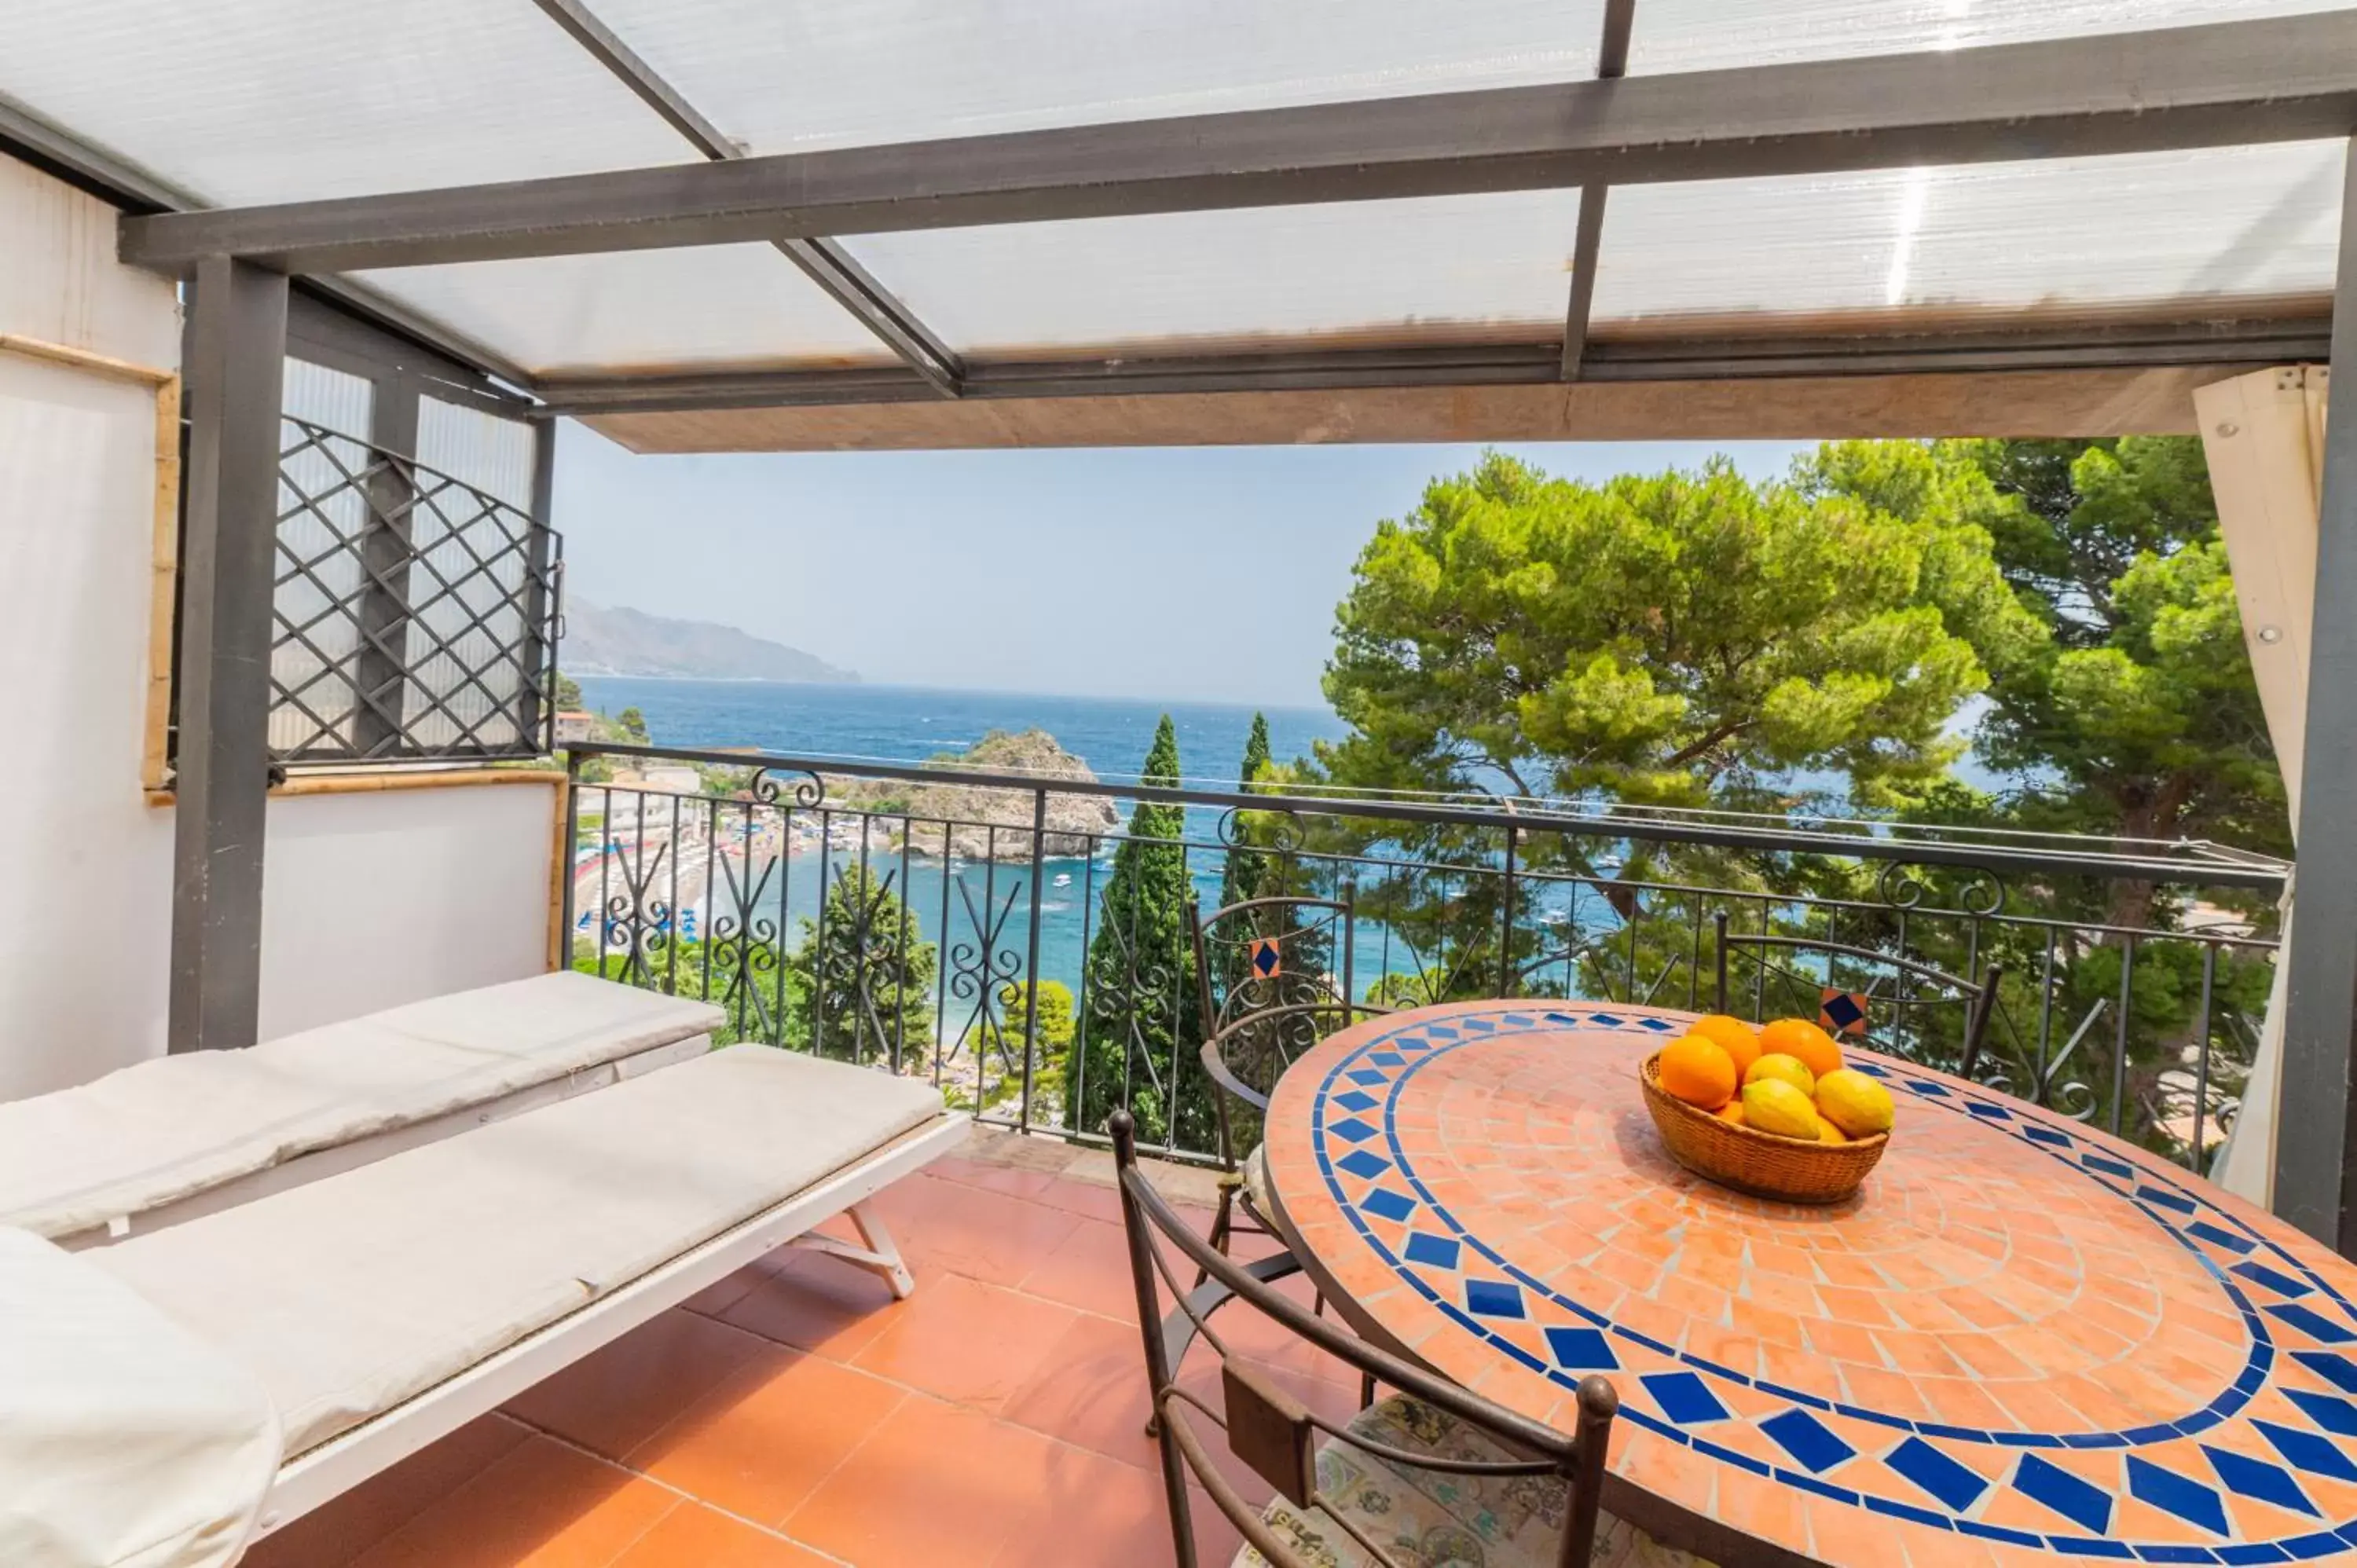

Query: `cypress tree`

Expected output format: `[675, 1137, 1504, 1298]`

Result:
[1213, 712, 1274, 918]
[1070, 716, 1204, 1144]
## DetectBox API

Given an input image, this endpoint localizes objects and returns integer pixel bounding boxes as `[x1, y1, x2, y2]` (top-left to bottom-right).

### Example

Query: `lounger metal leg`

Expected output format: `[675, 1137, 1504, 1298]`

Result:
[791, 1200, 916, 1299]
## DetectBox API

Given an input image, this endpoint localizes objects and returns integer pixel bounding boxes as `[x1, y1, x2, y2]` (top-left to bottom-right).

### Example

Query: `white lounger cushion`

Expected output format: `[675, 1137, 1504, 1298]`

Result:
[0, 973, 724, 1239]
[0, 1229, 280, 1568]
[93, 1046, 944, 1458]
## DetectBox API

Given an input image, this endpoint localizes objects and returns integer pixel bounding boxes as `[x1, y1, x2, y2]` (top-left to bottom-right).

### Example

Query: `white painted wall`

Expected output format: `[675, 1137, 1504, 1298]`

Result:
[0, 347, 179, 1097]
[0, 154, 556, 1099]
[258, 784, 556, 1040]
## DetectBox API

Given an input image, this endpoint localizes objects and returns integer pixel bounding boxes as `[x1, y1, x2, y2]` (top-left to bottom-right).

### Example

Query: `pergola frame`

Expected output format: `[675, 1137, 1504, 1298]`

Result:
[88, 9, 2357, 1251]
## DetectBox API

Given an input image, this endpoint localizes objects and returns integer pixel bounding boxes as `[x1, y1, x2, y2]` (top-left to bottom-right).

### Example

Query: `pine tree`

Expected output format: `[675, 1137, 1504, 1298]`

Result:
[1069, 716, 1204, 1144]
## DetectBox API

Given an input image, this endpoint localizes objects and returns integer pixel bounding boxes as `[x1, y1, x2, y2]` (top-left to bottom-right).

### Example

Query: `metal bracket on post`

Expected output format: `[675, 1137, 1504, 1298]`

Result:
[170, 255, 289, 1053]
[2274, 134, 2357, 1251]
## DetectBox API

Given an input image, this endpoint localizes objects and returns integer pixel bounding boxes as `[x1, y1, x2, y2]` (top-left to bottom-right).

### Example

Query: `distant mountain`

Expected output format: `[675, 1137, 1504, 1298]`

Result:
[561, 600, 857, 683]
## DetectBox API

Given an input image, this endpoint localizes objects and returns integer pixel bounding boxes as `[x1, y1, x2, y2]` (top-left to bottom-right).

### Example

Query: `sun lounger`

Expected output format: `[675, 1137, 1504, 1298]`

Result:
[9, 1044, 962, 1565]
[0, 972, 724, 1246]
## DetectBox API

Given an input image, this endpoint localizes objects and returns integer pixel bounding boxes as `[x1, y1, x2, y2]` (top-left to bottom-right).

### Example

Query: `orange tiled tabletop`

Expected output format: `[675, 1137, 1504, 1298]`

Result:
[1259, 999, 2357, 1568]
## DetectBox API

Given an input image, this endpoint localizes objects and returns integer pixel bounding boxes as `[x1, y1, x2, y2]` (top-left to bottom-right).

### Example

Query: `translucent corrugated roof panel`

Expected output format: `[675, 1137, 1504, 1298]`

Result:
[588, 0, 1606, 152]
[352, 247, 895, 378]
[1626, 0, 2354, 71]
[848, 192, 1583, 357]
[0, 0, 691, 203]
[1593, 141, 2346, 335]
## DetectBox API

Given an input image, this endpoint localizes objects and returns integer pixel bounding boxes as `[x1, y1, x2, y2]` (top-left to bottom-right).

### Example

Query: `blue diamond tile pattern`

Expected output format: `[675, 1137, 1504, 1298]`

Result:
[2014, 1454, 2115, 1536]
[2127, 1456, 2228, 1536]
[2293, 1352, 2357, 1394]
[1403, 1231, 1461, 1269]
[1294, 999, 2357, 1566]
[1544, 1326, 1621, 1372]
[2203, 1445, 2319, 1519]
[1888, 1437, 1989, 1513]
[2285, 1390, 2357, 1437]
[1640, 1371, 1726, 1423]
[2234, 1262, 2315, 1299]
[1760, 1409, 1855, 1475]
[2258, 1421, 2357, 1483]
[2270, 1304, 2357, 1344]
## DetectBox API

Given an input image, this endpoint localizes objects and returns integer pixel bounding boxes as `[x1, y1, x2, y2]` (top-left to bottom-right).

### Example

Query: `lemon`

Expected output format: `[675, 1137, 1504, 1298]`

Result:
[1744, 1053, 1816, 1098]
[1818, 1119, 1849, 1145]
[1742, 1078, 1822, 1140]
[1816, 1068, 1895, 1138]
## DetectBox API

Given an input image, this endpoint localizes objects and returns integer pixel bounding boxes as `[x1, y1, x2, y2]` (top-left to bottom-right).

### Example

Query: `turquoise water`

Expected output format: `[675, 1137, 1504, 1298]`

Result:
[570, 680, 1358, 1003]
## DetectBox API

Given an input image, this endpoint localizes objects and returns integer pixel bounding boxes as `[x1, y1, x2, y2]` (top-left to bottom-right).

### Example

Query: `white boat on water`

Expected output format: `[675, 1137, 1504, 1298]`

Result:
[1052, 872, 1073, 888]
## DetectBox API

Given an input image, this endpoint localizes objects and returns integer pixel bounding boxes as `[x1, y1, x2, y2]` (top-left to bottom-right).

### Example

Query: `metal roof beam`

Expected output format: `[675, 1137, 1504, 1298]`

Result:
[122, 15, 2357, 275]
[526, 0, 964, 395]
[1561, 0, 1636, 381]
[531, 315, 2333, 416]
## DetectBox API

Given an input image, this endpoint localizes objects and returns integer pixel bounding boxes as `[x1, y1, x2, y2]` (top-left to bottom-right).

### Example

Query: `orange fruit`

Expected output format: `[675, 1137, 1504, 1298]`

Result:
[1715, 1101, 1747, 1127]
[1658, 1035, 1737, 1111]
[1761, 1018, 1843, 1079]
[1688, 1014, 1762, 1076]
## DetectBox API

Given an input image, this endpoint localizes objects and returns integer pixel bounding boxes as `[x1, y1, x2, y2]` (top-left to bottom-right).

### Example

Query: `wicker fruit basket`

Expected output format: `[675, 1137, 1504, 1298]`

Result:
[1640, 1053, 1888, 1204]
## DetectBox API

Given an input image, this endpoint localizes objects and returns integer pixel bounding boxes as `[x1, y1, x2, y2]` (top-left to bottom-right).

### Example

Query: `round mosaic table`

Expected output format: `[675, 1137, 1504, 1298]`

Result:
[1260, 998, 2357, 1568]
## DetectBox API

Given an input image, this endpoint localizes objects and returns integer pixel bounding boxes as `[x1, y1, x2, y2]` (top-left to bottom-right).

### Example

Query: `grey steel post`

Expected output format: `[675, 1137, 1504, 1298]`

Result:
[350, 369, 417, 757]
[1497, 822, 1519, 998]
[2275, 134, 2357, 1250]
[517, 414, 561, 751]
[1020, 787, 1048, 1130]
[170, 255, 289, 1052]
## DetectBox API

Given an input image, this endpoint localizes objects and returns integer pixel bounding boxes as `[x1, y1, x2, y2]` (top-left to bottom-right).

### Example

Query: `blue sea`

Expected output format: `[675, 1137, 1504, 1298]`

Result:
[570, 679, 1360, 1006]
[571, 677, 1347, 789]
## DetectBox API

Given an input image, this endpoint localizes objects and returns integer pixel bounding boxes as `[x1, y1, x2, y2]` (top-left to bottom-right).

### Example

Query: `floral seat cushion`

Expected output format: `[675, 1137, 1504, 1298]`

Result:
[1242, 1141, 1274, 1218]
[1233, 1394, 1711, 1568]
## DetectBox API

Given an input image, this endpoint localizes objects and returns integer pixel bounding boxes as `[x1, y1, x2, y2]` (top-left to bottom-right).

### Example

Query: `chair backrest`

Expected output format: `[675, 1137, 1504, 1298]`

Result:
[1711, 910, 2004, 1080]
[1109, 1112, 1618, 1568]
[1189, 892, 1384, 1167]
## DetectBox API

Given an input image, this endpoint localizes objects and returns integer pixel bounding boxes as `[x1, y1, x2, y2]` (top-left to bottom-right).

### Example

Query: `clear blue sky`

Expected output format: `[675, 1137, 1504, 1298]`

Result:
[552, 428, 1814, 708]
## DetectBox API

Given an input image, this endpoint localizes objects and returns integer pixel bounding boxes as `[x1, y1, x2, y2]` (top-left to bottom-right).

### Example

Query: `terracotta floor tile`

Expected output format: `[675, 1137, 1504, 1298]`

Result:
[606, 1504, 836, 1568]
[1000, 1310, 1161, 1468]
[783, 1395, 1061, 1566]
[504, 1309, 768, 1460]
[241, 1413, 534, 1568]
[930, 1152, 1062, 1200]
[882, 1174, 1088, 1287]
[984, 1438, 1189, 1566]
[849, 1270, 1082, 1412]
[711, 1240, 907, 1359]
[351, 1436, 678, 1568]
[1017, 1214, 1151, 1322]
[629, 1347, 908, 1526]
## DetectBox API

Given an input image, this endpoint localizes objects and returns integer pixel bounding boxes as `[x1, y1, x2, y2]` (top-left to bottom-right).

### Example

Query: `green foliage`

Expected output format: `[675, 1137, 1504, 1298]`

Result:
[554, 671, 585, 710]
[783, 866, 938, 1064]
[570, 936, 798, 1050]
[1322, 449, 2033, 814]
[1070, 716, 1205, 1145]
[968, 979, 1078, 1113]
[1952, 438, 2290, 900]
[616, 706, 651, 745]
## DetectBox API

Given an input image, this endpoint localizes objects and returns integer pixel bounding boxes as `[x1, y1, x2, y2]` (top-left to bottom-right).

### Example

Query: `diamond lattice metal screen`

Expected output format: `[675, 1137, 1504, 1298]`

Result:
[269, 416, 560, 763]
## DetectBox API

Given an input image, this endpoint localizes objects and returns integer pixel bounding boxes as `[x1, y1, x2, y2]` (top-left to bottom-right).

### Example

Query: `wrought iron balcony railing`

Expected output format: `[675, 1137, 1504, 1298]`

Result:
[562, 741, 2287, 1178]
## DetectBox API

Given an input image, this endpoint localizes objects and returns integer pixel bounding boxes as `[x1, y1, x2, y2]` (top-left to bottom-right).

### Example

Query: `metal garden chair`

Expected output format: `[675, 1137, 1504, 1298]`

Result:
[1711, 910, 2003, 1082]
[1112, 1110, 1622, 1568]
